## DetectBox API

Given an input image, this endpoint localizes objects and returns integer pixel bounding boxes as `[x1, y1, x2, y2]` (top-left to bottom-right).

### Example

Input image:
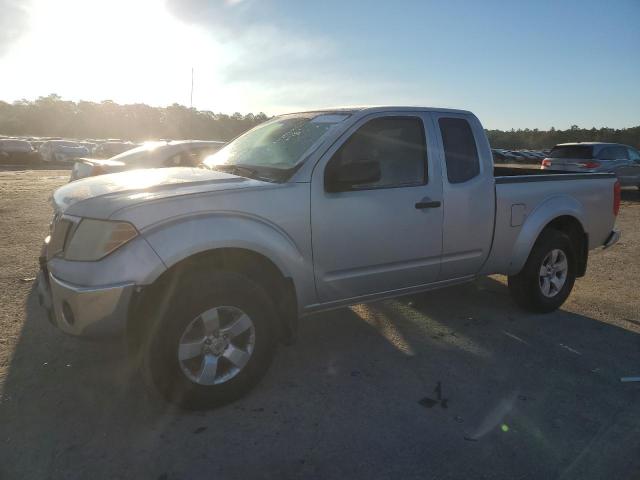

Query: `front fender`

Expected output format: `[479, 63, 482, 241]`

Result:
[141, 211, 315, 306]
[508, 195, 586, 275]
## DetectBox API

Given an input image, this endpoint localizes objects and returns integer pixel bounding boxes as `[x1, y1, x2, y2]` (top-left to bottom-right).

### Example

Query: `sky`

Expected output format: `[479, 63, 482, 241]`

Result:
[0, 0, 638, 130]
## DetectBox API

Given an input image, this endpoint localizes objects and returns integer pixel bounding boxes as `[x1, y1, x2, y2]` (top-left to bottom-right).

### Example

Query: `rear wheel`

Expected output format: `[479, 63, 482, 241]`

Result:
[143, 269, 277, 409]
[508, 229, 576, 313]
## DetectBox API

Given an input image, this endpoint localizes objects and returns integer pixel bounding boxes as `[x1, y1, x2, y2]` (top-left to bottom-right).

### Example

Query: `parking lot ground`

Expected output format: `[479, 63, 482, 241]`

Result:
[0, 169, 639, 480]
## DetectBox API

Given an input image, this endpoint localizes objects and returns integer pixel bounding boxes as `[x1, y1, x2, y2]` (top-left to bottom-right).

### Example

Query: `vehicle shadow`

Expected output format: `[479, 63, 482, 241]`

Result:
[1, 278, 639, 480]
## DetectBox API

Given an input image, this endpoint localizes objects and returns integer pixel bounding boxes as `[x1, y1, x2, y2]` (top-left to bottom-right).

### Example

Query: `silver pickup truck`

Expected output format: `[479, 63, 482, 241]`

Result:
[37, 106, 621, 409]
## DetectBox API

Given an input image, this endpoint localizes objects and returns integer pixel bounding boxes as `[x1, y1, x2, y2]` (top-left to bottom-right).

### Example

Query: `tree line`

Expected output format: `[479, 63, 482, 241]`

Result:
[487, 125, 640, 150]
[0, 94, 268, 142]
[1, 95, 639, 149]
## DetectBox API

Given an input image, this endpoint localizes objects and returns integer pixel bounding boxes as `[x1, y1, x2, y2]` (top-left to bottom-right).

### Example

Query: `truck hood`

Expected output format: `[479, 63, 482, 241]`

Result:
[53, 167, 266, 217]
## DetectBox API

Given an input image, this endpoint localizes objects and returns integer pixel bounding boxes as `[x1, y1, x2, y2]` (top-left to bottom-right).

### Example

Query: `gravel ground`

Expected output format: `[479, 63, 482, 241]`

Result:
[0, 169, 639, 480]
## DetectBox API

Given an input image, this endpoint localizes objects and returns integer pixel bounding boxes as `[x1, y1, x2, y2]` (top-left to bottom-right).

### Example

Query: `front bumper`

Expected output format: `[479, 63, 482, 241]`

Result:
[603, 229, 621, 249]
[37, 270, 135, 337]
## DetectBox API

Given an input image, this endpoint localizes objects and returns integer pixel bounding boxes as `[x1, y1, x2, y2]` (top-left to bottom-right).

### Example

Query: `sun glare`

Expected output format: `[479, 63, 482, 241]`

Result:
[3, 0, 236, 109]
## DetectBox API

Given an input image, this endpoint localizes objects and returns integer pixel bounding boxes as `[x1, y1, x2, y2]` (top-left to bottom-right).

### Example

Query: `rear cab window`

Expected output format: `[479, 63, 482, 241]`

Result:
[438, 117, 480, 183]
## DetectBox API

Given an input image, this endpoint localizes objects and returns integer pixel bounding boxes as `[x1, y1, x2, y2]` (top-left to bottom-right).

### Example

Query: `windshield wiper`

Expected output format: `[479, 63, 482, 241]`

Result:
[211, 164, 276, 182]
[212, 164, 257, 177]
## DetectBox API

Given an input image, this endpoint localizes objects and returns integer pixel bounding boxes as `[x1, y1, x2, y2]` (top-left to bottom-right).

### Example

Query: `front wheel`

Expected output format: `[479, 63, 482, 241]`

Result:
[143, 269, 277, 409]
[508, 229, 576, 313]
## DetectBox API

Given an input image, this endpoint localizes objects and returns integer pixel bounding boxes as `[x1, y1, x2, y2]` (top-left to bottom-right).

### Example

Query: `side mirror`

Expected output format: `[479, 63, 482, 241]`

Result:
[325, 160, 381, 193]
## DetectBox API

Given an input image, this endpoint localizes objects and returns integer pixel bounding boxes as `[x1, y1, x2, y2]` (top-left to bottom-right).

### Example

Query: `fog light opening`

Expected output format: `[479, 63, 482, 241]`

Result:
[62, 301, 75, 326]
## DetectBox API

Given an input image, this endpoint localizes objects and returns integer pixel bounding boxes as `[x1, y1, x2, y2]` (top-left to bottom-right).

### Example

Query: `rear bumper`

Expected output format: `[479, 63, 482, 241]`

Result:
[603, 229, 620, 249]
[37, 270, 134, 337]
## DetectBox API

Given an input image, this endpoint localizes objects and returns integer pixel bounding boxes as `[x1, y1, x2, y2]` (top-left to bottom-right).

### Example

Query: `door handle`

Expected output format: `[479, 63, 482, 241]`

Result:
[415, 200, 441, 209]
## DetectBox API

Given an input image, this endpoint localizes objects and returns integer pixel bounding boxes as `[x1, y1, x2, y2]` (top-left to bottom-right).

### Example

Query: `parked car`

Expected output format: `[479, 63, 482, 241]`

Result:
[37, 106, 620, 409]
[491, 149, 512, 163]
[528, 151, 547, 161]
[77, 141, 96, 155]
[70, 140, 225, 181]
[542, 142, 640, 188]
[496, 149, 520, 163]
[519, 150, 540, 162]
[30, 140, 45, 151]
[511, 150, 531, 163]
[92, 141, 136, 158]
[492, 149, 506, 163]
[0, 139, 37, 163]
[39, 140, 90, 163]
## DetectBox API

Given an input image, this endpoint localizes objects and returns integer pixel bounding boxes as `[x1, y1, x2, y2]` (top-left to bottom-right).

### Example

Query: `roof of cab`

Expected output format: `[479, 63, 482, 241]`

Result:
[286, 106, 473, 116]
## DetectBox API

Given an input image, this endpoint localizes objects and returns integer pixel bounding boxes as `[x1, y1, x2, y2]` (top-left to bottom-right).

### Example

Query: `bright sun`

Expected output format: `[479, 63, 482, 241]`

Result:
[3, 0, 239, 110]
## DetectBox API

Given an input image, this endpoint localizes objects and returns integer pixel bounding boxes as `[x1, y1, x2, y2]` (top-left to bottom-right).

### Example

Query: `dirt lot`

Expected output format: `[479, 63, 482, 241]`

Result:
[0, 169, 639, 480]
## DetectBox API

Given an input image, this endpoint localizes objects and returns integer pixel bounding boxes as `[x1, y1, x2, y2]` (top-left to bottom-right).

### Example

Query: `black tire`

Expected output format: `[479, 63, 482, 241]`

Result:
[508, 229, 576, 313]
[142, 269, 277, 410]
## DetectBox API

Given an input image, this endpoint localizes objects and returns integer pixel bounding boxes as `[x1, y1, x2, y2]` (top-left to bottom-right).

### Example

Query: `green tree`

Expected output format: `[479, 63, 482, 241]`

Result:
[1, 96, 639, 149]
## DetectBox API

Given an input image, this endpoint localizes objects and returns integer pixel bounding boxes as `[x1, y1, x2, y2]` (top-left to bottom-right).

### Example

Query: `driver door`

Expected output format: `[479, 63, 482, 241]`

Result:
[310, 113, 443, 303]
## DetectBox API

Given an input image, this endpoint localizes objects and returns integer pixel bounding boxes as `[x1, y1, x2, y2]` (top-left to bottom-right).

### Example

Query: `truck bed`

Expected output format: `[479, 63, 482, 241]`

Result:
[483, 166, 618, 276]
[494, 166, 616, 183]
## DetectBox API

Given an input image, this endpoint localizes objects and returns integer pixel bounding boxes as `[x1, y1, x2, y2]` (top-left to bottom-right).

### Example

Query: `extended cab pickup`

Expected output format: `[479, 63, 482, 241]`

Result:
[37, 107, 621, 408]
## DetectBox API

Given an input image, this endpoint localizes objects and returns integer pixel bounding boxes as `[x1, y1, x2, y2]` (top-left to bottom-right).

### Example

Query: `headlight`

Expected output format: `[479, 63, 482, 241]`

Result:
[64, 219, 138, 261]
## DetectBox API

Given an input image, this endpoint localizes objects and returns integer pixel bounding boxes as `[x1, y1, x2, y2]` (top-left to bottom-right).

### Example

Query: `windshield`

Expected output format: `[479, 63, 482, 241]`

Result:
[202, 113, 351, 179]
[108, 141, 166, 163]
[548, 145, 594, 159]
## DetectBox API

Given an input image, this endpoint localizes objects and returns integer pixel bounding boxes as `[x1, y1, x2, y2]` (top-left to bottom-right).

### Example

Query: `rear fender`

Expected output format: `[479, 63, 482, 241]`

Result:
[508, 195, 586, 275]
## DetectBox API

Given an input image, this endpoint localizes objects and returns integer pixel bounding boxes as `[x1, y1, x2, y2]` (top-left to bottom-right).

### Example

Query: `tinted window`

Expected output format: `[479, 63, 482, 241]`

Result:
[548, 145, 594, 159]
[598, 146, 628, 160]
[438, 117, 480, 183]
[628, 148, 640, 162]
[326, 116, 427, 190]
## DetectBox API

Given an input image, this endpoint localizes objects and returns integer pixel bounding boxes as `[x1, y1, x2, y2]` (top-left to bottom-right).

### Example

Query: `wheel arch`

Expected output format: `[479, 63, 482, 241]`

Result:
[127, 247, 299, 357]
[542, 215, 588, 276]
[508, 195, 588, 276]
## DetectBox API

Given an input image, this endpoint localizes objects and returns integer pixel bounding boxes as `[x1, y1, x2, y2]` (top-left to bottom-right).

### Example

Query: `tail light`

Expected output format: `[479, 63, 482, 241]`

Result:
[613, 180, 621, 216]
[541, 159, 552, 169]
[579, 161, 601, 169]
